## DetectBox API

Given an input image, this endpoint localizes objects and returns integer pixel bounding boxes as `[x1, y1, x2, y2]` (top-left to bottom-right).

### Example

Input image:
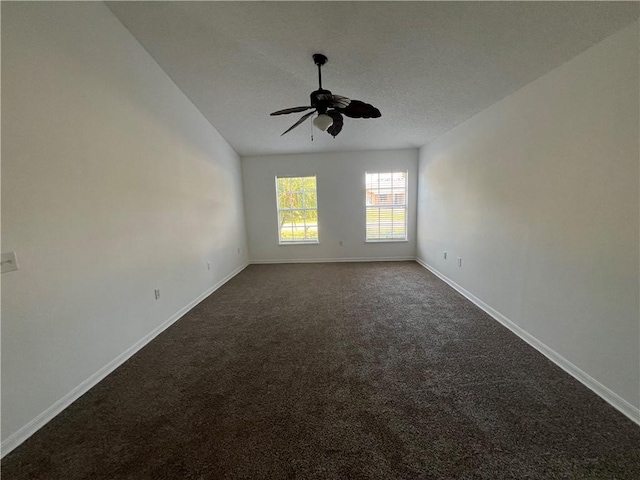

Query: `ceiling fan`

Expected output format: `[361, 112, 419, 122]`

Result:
[270, 54, 381, 138]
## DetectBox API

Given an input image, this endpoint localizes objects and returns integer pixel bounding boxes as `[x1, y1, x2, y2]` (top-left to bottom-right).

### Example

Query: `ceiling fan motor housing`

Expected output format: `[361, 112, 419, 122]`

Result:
[310, 89, 332, 114]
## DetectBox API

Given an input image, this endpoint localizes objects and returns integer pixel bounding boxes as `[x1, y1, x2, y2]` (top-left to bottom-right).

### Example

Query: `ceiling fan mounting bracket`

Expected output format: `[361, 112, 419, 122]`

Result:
[313, 54, 327, 66]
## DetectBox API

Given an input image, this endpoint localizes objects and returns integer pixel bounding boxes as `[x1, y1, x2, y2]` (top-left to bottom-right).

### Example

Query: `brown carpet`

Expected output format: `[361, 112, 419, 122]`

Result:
[2, 262, 639, 479]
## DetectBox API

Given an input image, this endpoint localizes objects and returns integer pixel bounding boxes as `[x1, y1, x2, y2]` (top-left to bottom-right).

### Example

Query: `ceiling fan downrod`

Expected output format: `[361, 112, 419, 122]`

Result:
[313, 53, 327, 90]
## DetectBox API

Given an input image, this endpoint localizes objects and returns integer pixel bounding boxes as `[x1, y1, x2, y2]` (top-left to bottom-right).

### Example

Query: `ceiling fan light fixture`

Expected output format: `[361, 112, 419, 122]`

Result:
[313, 114, 333, 131]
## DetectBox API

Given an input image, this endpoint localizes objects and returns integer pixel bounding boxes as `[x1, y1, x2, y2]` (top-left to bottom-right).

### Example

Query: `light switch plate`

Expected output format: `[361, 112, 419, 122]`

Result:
[1, 252, 19, 273]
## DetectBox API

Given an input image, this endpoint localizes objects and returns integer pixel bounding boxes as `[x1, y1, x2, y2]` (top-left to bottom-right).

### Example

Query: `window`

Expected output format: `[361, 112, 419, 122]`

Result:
[365, 171, 407, 241]
[275, 175, 319, 244]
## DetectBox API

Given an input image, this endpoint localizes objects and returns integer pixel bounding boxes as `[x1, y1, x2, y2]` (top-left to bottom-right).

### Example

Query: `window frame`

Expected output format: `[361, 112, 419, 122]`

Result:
[275, 174, 319, 245]
[365, 170, 408, 243]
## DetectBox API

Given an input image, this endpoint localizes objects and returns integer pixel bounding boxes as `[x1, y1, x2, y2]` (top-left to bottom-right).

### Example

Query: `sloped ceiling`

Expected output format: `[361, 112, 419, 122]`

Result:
[107, 1, 639, 156]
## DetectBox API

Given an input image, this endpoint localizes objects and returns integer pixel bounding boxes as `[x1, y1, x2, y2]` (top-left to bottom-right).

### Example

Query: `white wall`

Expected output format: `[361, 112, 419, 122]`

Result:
[242, 150, 418, 263]
[1, 2, 248, 451]
[416, 22, 639, 419]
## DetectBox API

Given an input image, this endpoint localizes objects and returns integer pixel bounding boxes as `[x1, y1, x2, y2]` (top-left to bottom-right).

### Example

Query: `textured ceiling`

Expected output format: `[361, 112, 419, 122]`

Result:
[107, 1, 639, 156]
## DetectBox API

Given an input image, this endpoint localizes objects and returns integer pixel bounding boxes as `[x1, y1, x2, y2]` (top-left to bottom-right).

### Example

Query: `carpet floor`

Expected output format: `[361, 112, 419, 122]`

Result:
[2, 262, 639, 479]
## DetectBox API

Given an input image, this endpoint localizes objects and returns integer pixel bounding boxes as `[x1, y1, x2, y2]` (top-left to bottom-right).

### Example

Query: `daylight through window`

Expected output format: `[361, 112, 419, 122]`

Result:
[276, 175, 319, 244]
[366, 171, 407, 241]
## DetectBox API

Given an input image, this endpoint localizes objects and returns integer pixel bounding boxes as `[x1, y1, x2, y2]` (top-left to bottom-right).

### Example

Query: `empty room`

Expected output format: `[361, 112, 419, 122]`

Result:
[1, 1, 639, 478]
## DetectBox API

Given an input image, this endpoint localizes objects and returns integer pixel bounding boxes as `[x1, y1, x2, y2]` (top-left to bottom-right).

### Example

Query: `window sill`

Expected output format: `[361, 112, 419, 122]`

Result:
[365, 239, 409, 243]
[278, 241, 319, 246]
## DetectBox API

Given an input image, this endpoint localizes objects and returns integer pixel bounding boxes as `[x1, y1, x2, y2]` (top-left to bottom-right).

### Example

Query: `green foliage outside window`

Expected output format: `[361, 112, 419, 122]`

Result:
[276, 176, 319, 243]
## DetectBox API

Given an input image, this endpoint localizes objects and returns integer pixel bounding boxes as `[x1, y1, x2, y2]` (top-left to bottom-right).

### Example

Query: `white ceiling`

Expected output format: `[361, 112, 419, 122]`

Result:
[107, 1, 639, 157]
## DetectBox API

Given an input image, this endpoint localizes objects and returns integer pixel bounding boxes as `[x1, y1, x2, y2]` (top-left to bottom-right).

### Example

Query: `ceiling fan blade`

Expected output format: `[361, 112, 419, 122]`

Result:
[270, 106, 313, 116]
[316, 94, 351, 109]
[280, 111, 315, 136]
[326, 111, 344, 137]
[336, 100, 381, 119]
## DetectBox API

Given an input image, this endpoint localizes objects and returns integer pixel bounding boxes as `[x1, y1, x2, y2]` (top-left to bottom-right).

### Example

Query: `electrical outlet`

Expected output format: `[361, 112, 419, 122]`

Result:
[154, 289, 160, 300]
[458, 257, 462, 267]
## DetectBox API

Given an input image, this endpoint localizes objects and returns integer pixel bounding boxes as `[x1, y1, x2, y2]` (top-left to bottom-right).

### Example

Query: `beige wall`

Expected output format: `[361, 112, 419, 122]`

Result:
[416, 22, 639, 419]
[1, 2, 248, 451]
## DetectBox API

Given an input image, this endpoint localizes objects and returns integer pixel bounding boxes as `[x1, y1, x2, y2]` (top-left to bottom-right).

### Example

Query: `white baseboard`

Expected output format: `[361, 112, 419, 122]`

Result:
[250, 256, 415, 264]
[0, 262, 249, 458]
[415, 257, 640, 427]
